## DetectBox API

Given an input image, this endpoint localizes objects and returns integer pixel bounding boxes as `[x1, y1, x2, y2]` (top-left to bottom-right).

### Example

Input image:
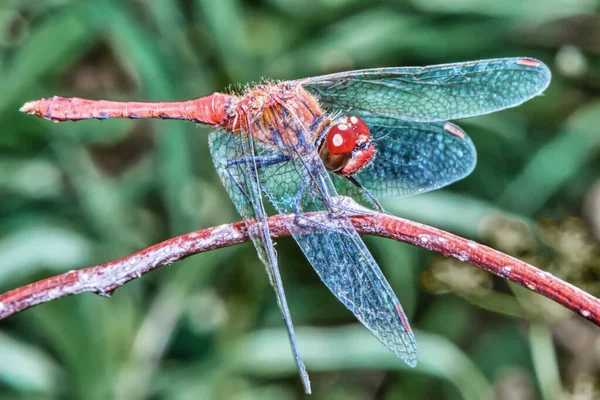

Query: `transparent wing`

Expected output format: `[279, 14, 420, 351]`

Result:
[208, 128, 311, 393]
[334, 118, 477, 199]
[244, 132, 419, 367]
[298, 57, 551, 122]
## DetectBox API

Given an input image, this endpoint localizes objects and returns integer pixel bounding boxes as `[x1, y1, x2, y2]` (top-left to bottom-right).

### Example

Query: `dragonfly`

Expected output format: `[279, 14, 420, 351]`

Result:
[21, 57, 551, 394]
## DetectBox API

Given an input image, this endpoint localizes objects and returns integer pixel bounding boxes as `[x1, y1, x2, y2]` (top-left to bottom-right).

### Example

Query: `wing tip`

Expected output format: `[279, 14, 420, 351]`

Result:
[405, 357, 418, 368]
[515, 57, 552, 93]
[443, 122, 477, 179]
[394, 302, 419, 368]
[300, 371, 312, 394]
[398, 341, 419, 368]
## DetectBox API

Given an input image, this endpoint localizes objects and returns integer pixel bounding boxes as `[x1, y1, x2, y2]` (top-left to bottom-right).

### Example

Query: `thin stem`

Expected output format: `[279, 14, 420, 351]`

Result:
[0, 211, 598, 326]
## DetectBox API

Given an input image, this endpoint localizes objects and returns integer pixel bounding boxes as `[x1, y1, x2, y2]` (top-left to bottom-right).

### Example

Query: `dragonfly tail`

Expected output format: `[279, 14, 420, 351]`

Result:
[20, 93, 236, 125]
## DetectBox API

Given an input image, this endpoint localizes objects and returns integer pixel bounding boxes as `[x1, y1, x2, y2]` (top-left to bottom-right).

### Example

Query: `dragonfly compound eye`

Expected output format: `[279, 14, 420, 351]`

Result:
[319, 123, 357, 172]
[347, 116, 371, 145]
[326, 123, 357, 154]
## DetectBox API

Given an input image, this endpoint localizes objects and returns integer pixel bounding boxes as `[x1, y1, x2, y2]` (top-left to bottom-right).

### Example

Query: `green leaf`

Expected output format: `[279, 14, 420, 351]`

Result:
[229, 326, 492, 400]
[0, 331, 62, 393]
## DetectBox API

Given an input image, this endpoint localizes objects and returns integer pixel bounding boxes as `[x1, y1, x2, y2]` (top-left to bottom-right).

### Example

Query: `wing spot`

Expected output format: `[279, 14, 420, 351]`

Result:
[395, 304, 412, 333]
[517, 58, 541, 67]
[443, 122, 466, 138]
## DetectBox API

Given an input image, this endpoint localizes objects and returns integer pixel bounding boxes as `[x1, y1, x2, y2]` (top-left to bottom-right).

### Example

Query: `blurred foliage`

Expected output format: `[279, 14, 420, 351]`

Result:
[1, 0, 600, 399]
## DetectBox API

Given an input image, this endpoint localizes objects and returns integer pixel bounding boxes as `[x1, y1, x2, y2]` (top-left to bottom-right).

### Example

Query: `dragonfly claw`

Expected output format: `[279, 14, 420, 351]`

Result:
[331, 195, 376, 216]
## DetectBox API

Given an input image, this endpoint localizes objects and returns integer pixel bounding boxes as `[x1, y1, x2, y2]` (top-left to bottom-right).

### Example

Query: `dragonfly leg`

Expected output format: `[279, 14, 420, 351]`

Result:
[289, 171, 356, 235]
[344, 175, 388, 214]
[291, 171, 312, 214]
[224, 154, 291, 206]
[293, 212, 346, 235]
[225, 154, 290, 170]
[304, 157, 385, 218]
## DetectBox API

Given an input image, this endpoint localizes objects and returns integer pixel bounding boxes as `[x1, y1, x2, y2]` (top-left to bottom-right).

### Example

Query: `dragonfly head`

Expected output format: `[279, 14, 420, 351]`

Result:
[319, 116, 375, 176]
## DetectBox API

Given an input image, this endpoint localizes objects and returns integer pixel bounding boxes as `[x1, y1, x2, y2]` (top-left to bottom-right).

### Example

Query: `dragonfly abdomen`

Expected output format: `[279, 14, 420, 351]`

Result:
[20, 93, 237, 126]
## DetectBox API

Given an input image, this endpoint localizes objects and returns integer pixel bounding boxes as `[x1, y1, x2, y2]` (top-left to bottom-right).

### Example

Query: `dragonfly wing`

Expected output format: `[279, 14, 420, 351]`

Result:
[208, 128, 312, 393]
[333, 118, 476, 199]
[298, 57, 551, 122]
[293, 222, 418, 366]
[255, 142, 418, 367]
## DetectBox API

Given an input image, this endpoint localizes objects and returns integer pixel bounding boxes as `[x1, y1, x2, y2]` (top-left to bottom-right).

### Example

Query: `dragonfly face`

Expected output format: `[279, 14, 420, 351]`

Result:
[318, 115, 375, 175]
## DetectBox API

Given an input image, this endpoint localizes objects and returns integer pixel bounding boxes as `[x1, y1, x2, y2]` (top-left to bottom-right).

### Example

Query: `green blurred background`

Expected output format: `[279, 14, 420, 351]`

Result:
[1, 0, 600, 399]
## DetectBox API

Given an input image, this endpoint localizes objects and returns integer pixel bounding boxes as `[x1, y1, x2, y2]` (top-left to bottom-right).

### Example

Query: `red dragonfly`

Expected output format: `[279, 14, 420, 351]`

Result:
[21, 57, 550, 393]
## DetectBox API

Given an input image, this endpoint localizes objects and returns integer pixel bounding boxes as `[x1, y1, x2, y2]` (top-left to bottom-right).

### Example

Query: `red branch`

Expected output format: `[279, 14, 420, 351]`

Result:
[0, 211, 599, 325]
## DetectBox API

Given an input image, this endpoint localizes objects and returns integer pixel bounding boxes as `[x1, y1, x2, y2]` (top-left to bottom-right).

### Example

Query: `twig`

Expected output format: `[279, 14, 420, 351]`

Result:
[0, 211, 598, 325]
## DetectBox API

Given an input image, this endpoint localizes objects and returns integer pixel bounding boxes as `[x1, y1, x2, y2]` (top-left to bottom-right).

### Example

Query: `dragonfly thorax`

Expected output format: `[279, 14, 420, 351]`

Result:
[319, 115, 375, 176]
[226, 83, 324, 152]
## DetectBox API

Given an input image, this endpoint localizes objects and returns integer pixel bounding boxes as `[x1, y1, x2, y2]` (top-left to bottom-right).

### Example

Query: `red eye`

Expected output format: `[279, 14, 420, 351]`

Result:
[326, 123, 357, 154]
[347, 116, 369, 136]
[319, 117, 374, 174]
[347, 116, 370, 145]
